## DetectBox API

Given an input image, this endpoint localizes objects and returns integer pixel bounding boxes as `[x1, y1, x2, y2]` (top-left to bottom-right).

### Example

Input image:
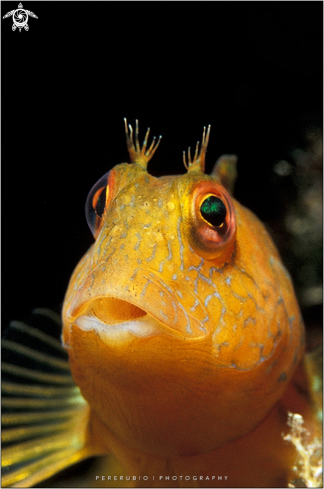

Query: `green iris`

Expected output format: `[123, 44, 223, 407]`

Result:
[200, 196, 226, 227]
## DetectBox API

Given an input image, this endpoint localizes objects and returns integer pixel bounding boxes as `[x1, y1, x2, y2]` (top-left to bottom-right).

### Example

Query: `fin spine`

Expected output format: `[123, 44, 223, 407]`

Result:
[9, 320, 63, 351]
[2, 406, 85, 425]
[1, 362, 73, 385]
[2, 381, 77, 397]
[2, 396, 84, 409]
[2, 340, 70, 371]
[2, 420, 80, 443]
[31, 308, 62, 325]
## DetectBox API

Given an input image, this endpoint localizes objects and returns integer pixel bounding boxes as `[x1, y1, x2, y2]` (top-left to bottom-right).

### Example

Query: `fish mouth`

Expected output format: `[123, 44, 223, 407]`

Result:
[68, 297, 182, 340]
[63, 265, 210, 342]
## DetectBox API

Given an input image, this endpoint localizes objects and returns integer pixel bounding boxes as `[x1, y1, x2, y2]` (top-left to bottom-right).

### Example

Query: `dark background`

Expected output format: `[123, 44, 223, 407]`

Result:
[2, 2, 323, 341]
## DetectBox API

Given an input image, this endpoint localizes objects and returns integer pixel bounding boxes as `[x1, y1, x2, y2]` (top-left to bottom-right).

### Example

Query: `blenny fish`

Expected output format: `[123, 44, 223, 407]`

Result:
[1, 121, 322, 488]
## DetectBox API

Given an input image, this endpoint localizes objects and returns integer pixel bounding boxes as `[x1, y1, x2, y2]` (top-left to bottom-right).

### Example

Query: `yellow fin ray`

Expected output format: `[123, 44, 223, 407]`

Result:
[2, 446, 92, 488]
[2, 339, 70, 371]
[1, 310, 95, 488]
[1, 362, 74, 385]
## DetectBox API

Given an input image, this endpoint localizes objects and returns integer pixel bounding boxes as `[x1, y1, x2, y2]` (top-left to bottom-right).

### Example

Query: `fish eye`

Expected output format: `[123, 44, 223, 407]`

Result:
[200, 195, 227, 228]
[182, 180, 236, 263]
[85, 171, 112, 237]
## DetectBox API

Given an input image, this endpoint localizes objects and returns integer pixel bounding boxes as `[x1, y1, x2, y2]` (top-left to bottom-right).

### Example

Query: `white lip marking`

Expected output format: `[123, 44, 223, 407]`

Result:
[75, 313, 159, 338]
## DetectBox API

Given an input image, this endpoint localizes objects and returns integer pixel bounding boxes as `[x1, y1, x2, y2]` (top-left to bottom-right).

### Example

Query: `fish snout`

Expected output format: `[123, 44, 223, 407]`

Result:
[62, 264, 210, 346]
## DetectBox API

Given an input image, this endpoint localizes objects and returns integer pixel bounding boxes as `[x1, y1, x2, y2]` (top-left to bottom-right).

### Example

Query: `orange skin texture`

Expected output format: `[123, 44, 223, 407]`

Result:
[63, 161, 307, 486]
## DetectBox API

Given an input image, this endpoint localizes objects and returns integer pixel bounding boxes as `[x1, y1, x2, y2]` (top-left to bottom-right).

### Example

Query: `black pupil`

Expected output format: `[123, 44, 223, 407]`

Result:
[200, 196, 226, 227]
[95, 187, 107, 218]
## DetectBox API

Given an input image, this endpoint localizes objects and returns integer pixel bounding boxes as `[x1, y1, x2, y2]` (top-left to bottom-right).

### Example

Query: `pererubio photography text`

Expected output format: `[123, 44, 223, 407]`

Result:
[96, 475, 229, 482]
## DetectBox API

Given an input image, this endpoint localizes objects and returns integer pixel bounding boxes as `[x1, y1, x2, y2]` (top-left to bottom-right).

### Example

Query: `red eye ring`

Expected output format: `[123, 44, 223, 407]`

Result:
[183, 180, 236, 263]
[85, 170, 115, 238]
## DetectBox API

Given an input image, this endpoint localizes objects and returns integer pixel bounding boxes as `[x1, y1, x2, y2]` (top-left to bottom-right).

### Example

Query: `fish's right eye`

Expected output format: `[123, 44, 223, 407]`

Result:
[85, 171, 113, 238]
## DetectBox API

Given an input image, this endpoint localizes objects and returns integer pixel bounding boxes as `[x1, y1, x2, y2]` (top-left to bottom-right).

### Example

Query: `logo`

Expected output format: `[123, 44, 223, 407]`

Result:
[3, 3, 38, 32]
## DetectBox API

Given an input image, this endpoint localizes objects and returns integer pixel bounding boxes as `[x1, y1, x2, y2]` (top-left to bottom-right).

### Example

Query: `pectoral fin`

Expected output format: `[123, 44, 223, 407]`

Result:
[1, 309, 96, 488]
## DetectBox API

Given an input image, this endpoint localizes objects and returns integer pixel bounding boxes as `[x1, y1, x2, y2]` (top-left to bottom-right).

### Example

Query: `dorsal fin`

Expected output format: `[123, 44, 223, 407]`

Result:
[210, 154, 238, 195]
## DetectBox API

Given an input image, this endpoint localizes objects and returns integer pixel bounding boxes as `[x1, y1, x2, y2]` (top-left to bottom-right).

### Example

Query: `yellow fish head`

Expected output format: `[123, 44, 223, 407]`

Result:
[62, 120, 304, 458]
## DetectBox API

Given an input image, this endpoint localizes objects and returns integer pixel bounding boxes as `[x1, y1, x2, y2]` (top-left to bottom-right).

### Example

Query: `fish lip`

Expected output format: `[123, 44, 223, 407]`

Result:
[64, 265, 210, 340]
[65, 296, 185, 340]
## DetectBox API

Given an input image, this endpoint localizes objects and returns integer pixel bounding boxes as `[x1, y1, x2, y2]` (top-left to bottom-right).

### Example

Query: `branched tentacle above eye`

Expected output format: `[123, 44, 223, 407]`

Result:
[124, 118, 162, 170]
[183, 125, 211, 174]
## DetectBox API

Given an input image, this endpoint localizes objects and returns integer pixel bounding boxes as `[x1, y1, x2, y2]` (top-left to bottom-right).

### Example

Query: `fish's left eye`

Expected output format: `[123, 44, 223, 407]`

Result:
[182, 180, 236, 263]
[200, 196, 227, 227]
[85, 171, 114, 238]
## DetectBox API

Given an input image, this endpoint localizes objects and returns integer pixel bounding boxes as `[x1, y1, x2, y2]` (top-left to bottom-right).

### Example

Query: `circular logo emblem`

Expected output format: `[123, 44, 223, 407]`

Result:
[13, 8, 28, 29]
